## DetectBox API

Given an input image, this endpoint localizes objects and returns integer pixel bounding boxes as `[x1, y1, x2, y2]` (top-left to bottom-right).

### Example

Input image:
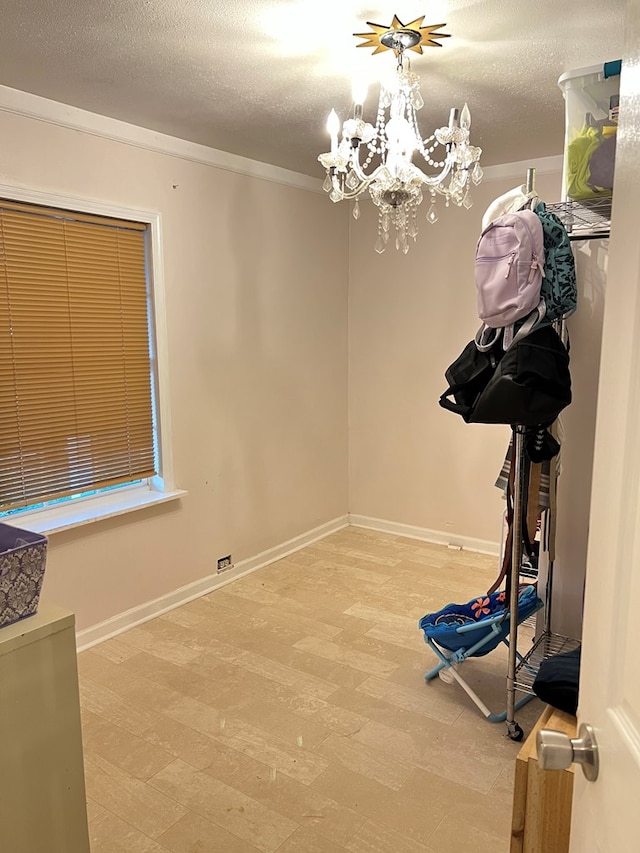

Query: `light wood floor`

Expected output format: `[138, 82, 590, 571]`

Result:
[78, 526, 543, 853]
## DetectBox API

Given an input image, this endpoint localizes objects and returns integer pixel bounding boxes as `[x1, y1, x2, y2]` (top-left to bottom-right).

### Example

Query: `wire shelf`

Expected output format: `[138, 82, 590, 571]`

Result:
[520, 613, 538, 631]
[547, 197, 612, 241]
[514, 630, 581, 694]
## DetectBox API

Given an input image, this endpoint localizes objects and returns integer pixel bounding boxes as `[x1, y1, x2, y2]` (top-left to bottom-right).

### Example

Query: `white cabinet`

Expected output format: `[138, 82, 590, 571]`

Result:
[0, 603, 90, 853]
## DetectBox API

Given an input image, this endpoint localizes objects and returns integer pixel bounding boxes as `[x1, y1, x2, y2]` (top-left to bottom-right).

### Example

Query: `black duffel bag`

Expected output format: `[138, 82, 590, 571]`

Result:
[533, 645, 581, 715]
[439, 324, 571, 426]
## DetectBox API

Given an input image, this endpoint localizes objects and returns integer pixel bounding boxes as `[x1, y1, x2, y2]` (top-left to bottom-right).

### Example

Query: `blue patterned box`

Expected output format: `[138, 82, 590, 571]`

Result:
[0, 523, 48, 629]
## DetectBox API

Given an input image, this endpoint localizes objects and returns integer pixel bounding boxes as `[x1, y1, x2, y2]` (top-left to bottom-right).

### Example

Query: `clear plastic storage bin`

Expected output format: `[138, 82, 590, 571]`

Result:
[559, 61, 621, 201]
[0, 523, 48, 628]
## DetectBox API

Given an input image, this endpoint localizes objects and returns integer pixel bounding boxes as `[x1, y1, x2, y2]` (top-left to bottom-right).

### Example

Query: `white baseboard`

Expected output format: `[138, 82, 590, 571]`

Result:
[76, 515, 349, 651]
[76, 513, 498, 650]
[348, 514, 500, 557]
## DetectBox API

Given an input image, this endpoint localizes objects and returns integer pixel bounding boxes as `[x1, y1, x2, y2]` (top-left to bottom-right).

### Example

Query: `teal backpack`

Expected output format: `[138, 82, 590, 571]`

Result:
[535, 202, 578, 322]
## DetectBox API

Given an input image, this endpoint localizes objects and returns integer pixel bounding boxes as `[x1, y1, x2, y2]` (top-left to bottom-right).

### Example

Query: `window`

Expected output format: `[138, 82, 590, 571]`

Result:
[0, 191, 180, 532]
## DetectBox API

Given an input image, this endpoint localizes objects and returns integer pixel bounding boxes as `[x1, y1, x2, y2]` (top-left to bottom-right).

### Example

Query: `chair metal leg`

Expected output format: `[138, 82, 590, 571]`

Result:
[423, 634, 538, 724]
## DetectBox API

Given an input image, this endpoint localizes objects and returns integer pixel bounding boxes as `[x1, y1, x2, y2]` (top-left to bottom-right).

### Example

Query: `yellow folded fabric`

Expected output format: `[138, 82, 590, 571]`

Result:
[566, 126, 609, 200]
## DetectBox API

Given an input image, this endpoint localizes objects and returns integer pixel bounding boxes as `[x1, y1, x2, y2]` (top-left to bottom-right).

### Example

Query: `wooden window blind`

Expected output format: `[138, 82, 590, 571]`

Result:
[0, 199, 156, 512]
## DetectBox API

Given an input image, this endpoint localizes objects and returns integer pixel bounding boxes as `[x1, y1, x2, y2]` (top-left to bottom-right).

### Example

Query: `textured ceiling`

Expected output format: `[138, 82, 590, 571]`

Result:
[0, 1, 626, 177]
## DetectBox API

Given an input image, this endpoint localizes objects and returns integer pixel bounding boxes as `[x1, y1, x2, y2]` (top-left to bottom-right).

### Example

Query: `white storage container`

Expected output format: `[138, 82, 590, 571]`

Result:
[558, 61, 621, 201]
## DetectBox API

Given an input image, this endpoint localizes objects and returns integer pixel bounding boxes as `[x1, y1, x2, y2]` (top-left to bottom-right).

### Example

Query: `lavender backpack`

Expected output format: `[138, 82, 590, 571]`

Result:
[475, 210, 546, 333]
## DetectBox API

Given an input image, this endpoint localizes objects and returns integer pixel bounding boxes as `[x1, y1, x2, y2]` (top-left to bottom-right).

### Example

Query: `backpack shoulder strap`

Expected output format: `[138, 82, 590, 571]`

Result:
[475, 325, 503, 352]
[507, 300, 547, 349]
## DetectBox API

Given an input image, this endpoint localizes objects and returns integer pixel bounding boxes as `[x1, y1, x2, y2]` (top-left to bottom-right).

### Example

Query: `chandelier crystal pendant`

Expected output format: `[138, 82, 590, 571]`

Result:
[318, 16, 483, 254]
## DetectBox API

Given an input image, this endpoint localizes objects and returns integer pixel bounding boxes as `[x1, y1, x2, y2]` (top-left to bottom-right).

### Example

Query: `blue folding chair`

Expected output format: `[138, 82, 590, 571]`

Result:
[418, 584, 543, 722]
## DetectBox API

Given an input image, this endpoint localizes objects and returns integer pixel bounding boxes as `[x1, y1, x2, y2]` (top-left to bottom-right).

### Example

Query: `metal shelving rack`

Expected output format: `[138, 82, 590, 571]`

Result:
[515, 631, 581, 693]
[547, 196, 612, 242]
[506, 184, 610, 727]
[503, 167, 540, 741]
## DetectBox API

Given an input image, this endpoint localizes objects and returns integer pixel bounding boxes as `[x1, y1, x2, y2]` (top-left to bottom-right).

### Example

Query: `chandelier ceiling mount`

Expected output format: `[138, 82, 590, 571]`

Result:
[354, 16, 451, 55]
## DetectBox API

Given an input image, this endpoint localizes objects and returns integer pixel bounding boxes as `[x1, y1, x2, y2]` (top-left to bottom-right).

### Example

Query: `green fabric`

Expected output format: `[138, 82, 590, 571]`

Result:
[566, 126, 610, 200]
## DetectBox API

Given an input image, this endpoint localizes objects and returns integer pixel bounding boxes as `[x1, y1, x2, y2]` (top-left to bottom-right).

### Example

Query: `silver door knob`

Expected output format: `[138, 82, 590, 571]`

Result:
[537, 723, 599, 782]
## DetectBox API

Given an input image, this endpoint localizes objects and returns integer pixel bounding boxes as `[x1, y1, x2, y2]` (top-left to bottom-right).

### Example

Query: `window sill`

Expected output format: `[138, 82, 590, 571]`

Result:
[2, 487, 187, 536]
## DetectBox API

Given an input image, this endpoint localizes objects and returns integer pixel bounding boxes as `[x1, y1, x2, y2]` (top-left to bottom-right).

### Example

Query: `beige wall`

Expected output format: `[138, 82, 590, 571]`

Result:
[349, 171, 562, 546]
[0, 100, 602, 638]
[0, 110, 349, 631]
[348, 169, 603, 636]
[551, 241, 607, 638]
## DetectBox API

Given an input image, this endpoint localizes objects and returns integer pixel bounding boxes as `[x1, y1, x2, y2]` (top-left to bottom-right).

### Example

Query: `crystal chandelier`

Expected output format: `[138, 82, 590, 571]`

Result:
[318, 16, 483, 254]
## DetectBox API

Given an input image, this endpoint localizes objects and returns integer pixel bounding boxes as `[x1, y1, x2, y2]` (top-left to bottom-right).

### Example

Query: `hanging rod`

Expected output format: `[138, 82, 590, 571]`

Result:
[526, 167, 536, 195]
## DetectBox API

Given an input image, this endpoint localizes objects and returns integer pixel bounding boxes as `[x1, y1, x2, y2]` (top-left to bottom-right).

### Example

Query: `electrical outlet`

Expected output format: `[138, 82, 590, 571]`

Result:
[217, 555, 233, 573]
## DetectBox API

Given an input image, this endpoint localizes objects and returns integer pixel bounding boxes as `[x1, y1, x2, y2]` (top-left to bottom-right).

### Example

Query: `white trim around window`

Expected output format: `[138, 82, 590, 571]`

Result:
[0, 181, 185, 535]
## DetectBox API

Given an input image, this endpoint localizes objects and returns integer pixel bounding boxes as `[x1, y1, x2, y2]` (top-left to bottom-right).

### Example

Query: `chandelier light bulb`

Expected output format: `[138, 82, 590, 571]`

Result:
[351, 76, 369, 107]
[326, 109, 340, 153]
[318, 15, 482, 253]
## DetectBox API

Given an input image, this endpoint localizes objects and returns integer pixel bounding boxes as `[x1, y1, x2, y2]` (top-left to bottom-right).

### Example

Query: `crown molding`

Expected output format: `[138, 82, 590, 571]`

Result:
[0, 84, 324, 195]
[0, 85, 562, 195]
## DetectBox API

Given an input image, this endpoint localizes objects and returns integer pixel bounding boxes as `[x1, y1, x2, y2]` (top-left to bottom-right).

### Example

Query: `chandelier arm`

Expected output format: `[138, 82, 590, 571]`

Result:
[340, 188, 372, 201]
[349, 147, 377, 183]
[401, 156, 455, 192]
[337, 176, 377, 200]
[419, 156, 455, 188]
